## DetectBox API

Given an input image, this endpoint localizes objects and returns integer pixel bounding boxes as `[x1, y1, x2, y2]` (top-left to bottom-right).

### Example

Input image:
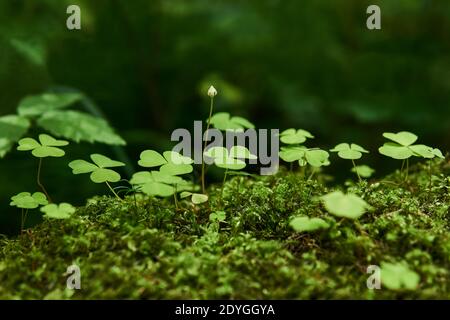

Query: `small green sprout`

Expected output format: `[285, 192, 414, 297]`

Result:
[379, 131, 444, 182]
[380, 262, 420, 291]
[289, 216, 329, 233]
[17, 134, 69, 201]
[279, 128, 314, 145]
[351, 165, 375, 179]
[134, 150, 195, 208]
[180, 192, 209, 205]
[10, 192, 48, 232]
[209, 112, 255, 131]
[69, 154, 125, 200]
[138, 150, 194, 175]
[209, 210, 226, 222]
[279, 146, 330, 179]
[330, 143, 369, 181]
[204, 146, 257, 201]
[321, 191, 370, 219]
[41, 203, 75, 219]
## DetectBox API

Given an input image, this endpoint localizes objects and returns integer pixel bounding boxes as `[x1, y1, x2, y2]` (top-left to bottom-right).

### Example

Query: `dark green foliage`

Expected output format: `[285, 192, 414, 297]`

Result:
[1, 160, 449, 299]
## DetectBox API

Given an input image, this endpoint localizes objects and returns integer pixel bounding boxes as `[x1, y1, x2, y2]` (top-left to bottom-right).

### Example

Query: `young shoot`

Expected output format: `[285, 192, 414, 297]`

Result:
[41, 203, 76, 219]
[10, 191, 48, 232]
[330, 143, 369, 181]
[379, 131, 444, 182]
[204, 145, 257, 201]
[321, 191, 371, 219]
[132, 150, 196, 209]
[351, 165, 375, 179]
[69, 154, 125, 200]
[17, 134, 69, 202]
[180, 192, 209, 205]
[279, 146, 330, 179]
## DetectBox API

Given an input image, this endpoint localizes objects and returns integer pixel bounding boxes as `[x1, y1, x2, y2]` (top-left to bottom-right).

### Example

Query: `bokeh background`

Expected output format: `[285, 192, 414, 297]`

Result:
[1, 0, 449, 235]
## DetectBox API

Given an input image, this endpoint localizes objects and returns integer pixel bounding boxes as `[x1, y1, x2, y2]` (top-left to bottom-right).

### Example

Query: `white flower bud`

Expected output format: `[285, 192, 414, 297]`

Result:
[207, 85, 217, 97]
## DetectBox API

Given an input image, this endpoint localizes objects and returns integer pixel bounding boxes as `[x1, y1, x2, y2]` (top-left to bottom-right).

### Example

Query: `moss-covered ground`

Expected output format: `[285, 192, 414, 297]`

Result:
[0, 160, 449, 299]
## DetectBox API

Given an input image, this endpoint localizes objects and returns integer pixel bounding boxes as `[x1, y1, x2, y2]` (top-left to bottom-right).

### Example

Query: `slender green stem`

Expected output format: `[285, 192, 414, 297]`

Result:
[307, 167, 316, 181]
[429, 161, 432, 189]
[106, 181, 122, 201]
[351, 159, 361, 182]
[37, 158, 51, 202]
[405, 158, 409, 182]
[201, 97, 215, 194]
[220, 169, 228, 204]
[20, 209, 24, 233]
[173, 184, 179, 210]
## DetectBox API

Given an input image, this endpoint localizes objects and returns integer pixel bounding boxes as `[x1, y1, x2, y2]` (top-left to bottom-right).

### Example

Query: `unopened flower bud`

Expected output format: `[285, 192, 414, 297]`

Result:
[207, 85, 217, 98]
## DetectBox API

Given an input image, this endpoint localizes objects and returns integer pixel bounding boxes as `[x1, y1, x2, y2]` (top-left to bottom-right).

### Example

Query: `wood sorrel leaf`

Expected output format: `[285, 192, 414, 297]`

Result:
[383, 131, 418, 146]
[321, 191, 370, 219]
[18, 134, 68, 158]
[381, 262, 420, 290]
[351, 165, 375, 178]
[290, 216, 330, 232]
[138, 150, 167, 167]
[330, 143, 369, 160]
[90, 168, 121, 183]
[91, 154, 125, 168]
[279, 128, 314, 144]
[378, 143, 414, 160]
[41, 203, 75, 219]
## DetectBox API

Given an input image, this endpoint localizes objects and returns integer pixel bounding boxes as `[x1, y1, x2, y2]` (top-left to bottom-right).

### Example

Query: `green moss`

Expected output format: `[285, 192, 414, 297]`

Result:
[0, 160, 449, 299]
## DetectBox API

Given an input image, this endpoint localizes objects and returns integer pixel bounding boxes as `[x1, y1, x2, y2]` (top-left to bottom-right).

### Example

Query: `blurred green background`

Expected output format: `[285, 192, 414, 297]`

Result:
[1, 0, 449, 235]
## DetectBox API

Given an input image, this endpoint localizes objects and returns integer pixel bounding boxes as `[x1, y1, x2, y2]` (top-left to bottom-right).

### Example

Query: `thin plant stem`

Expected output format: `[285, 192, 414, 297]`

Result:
[308, 167, 316, 181]
[173, 184, 179, 210]
[405, 158, 409, 182]
[429, 161, 432, 189]
[106, 181, 122, 201]
[351, 159, 361, 182]
[220, 169, 228, 204]
[20, 209, 24, 233]
[37, 158, 51, 202]
[201, 96, 215, 194]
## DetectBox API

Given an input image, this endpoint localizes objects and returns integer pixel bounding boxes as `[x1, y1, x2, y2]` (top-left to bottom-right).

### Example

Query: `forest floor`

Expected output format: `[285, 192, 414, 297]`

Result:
[1, 160, 449, 299]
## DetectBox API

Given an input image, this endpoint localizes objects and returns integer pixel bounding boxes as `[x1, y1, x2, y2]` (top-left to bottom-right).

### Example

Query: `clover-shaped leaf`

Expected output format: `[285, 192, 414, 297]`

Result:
[209, 211, 226, 222]
[378, 131, 426, 160]
[41, 203, 75, 219]
[138, 150, 193, 175]
[381, 262, 420, 290]
[383, 132, 418, 146]
[279, 146, 330, 167]
[290, 216, 330, 233]
[180, 192, 209, 204]
[279, 146, 307, 162]
[351, 165, 375, 178]
[131, 170, 194, 197]
[69, 154, 125, 183]
[209, 112, 255, 131]
[10, 192, 48, 209]
[321, 191, 370, 219]
[204, 146, 256, 170]
[17, 134, 69, 158]
[330, 143, 369, 160]
[379, 142, 414, 160]
[279, 128, 314, 145]
[305, 149, 330, 167]
[409, 145, 445, 159]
